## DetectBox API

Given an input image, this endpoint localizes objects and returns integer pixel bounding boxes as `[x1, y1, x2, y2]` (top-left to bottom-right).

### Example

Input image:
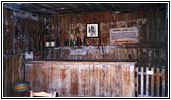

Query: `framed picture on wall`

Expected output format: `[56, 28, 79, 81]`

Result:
[86, 23, 99, 38]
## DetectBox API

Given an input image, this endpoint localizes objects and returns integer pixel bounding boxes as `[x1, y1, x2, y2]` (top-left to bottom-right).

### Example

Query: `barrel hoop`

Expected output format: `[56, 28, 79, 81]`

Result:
[13, 88, 31, 92]
[14, 84, 30, 90]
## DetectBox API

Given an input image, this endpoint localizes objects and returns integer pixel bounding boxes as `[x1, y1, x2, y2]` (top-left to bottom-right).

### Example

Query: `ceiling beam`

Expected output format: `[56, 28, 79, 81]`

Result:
[21, 3, 58, 15]
[3, 3, 166, 15]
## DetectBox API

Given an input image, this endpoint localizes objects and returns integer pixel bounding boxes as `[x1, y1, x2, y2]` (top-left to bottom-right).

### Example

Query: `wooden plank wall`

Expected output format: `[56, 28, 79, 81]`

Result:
[3, 8, 41, 55]
[3, 8, 41, 97]
[3, 8, 167, 67]
[3, 55, 24, 97]
[43, 9, 166, 67]
[25, 61, 135, 97]
[3, 8, 13, 54]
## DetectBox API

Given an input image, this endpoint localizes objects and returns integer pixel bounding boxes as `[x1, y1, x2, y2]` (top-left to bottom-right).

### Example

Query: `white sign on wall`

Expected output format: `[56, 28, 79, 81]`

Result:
[110, 27, 139, 44]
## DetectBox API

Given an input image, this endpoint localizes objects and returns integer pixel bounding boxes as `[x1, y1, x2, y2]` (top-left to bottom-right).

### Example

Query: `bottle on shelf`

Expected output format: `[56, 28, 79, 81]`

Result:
[45, 32, 50, 48]
[64, 39, 67, 46]
[50, 34, 55, 47]
[56, 39, 60, 47]
[83, 37, 86, 46]
[73, 39, 76, 46]
[64, 36, 69, 46]
[45, 18, 49, 48]
[69, 38, 73, 46]
[77, 36, 82, 47]
[66, 39, 69, 46]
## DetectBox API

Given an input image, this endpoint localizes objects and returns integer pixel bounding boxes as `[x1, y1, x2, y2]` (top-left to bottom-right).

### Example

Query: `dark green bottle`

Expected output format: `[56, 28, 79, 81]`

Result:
[70, 38, 73, 46]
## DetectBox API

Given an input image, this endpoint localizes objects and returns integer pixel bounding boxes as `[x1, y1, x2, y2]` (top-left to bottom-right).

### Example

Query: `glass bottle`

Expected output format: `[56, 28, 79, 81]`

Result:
[83, 37, 86, 46]
[45, 33, 50, 48]
[70, 38, 73, 46]
[51, 34, 55, 47]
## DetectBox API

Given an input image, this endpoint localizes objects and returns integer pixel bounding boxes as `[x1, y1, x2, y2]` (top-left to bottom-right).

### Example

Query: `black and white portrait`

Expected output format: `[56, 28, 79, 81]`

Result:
[87, 24, 98, 37]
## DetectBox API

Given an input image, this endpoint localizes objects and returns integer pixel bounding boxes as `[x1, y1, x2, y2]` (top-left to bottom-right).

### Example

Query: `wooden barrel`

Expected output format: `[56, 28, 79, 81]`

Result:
[13, 81, 31, 97]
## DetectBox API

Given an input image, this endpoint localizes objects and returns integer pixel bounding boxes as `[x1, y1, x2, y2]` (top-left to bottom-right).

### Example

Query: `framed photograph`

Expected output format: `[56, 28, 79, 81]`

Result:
[86, 23, 99, 38]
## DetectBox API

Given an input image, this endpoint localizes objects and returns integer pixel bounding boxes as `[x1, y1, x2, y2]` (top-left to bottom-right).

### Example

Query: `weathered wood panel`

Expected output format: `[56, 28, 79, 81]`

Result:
[89, 64, 101, 96]
[3, 9, 13, 54]
[100, 23, 109, 46]
[27, 63, 50, 92]
[128, 48, 137, 59]
[12, 56, 19, 83]
[78, 64, 89, 96]
[139, 21, 147, 45]
[49, 64, 59, 93]
[25, 64, 32, 87]
[122, 64, 135, 97]
[135, 67, 138, 97]
[30, 64, 38, 91]
[100, 64, 111, 97]
[115, 12, 127, 21]
[58, 65, 70, 95]
[3, 56, 12, 97]
[118, 48, 128, 59]
[70, 64, 78, 95]
[3, 55, 24, 97]
[25, 61, 135, 97]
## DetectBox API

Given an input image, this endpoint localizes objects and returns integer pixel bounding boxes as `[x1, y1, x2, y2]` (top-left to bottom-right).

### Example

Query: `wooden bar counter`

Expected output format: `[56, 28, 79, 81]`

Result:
[25, 61, 136, 97]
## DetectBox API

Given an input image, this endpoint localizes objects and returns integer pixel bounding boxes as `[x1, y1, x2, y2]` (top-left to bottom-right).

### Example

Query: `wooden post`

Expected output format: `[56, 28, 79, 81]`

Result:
[162, 69, 165, 97]
[151, 68, 154, 96]
[135, 67, 138, 97]
[141, 67, 144, 97]
[146, 67, 149, 97]
[156, 68, 160, 97]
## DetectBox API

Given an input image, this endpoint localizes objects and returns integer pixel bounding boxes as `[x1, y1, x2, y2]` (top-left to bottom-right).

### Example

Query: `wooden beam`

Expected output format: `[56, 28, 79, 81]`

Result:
[21, 3, 58, 15]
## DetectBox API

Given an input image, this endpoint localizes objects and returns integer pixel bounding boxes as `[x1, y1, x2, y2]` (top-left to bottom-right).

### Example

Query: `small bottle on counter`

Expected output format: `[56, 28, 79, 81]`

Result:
[64, 37, 69, 46]
[77, 36, 82, 47]
[58, 41, 61, 47]
[64, 40, 66, 46]
[69, 38, 73, 46]
[83, 37, 86, 46]
[98, 38, 101, 46]
[51, 36, 55, 47]
[56, 39, 61, 47]
[64, 39, 67, 46]
[73, 39, 76, 46]
[66, 39, 69, 46]
[45, 33, 50, 48]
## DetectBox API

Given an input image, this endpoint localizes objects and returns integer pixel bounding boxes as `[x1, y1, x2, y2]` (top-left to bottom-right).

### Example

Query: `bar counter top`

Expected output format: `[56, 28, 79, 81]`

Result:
[25, 59, 138, 63]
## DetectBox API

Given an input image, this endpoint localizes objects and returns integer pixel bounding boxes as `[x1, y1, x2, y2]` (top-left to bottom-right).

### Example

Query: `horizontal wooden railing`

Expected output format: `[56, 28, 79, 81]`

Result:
[135, 67, 167, 97]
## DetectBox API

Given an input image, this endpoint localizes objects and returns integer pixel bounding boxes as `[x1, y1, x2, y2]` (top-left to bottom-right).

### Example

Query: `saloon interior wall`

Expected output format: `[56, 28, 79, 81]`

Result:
[3, 3, 168, 97]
